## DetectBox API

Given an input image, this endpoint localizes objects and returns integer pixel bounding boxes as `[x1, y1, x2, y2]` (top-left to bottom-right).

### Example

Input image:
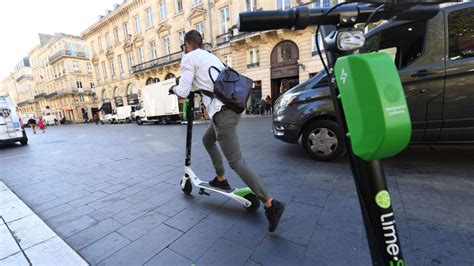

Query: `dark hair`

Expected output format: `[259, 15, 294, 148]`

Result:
[184, 30, 203, 49]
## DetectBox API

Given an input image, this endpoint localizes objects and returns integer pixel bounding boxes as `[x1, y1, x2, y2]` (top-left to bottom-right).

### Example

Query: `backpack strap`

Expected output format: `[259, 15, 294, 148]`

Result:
[208, 66, 221, 83]
[200, 89, 215, 99]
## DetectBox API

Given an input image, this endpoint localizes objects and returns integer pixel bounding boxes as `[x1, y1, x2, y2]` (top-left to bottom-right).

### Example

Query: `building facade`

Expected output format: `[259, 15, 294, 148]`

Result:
[3, 34, 97, 122]
[82, 0, 335, 113]
[28, 33, 97, 122]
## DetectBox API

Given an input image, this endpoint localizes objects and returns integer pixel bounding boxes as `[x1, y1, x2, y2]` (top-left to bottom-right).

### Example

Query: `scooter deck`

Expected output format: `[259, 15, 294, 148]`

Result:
[198, 182, 234, 193]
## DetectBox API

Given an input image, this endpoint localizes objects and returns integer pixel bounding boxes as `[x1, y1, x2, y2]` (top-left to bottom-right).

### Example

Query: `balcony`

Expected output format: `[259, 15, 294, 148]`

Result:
[247, 62, 260, 68]
[45, 92, 58, 99]
[131, 51, 182, 74]
[16, 74, 34, 83]
[49, 50, 88, 64]
[216, 33, 231, 46]
[34, 93, 47, 100]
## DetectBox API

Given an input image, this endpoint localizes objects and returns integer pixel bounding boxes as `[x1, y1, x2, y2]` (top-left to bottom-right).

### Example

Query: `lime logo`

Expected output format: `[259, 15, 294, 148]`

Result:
[375, 190, 391, 209]
[340, 68, 348, 85]
[383, 85, 400, 103]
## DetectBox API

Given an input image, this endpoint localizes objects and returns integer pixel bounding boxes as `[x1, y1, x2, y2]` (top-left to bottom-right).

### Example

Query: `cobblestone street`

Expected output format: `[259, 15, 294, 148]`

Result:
[1, 117, 473, 265]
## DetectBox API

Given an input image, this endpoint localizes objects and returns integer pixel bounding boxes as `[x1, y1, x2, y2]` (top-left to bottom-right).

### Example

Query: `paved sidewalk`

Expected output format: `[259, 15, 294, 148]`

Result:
[0, 118, 472, 265]
[0, 181, 88, 265]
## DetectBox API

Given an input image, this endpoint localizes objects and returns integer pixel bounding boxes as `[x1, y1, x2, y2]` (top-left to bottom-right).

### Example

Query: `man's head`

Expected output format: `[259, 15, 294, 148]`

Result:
[181, 30, 203, 54]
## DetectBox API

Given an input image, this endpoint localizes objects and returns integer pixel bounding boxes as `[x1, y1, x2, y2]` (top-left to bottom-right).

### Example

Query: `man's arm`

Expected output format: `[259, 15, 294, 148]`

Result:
[170, 55, 194, 99]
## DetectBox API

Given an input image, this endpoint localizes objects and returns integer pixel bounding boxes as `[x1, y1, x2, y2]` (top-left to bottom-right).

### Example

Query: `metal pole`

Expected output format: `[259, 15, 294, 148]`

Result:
[185, 92, 195, 167]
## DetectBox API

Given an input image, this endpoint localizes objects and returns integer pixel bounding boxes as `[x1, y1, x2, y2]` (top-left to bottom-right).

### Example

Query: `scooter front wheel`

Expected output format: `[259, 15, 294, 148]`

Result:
[244, 194, 260, 212]
[181, 179, 192, 195]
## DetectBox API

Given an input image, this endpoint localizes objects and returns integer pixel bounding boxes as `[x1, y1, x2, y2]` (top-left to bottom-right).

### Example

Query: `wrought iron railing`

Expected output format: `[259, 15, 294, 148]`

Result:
[131, 51, 182, 74]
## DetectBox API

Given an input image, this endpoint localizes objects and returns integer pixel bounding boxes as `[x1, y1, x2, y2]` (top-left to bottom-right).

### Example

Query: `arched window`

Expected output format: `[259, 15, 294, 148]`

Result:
[165, 73, 176, 80]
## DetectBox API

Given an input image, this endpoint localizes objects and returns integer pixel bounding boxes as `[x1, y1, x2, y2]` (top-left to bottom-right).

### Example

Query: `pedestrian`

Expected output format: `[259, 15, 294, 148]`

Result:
[94, 112, 100, 125]
[259, 97, 267, 116]
[27, 117, 37, 134]
[169, 30, 285, 232]
[265, 95, 272, 115]
[38, 118, 46, 133]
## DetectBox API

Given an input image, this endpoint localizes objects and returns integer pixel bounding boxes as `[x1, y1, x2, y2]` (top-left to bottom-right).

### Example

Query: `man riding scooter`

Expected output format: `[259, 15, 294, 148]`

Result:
[169, 30, 285, 232]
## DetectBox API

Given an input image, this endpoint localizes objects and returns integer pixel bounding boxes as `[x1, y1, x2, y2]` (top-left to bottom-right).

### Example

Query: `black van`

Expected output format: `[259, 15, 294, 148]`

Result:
[272, 2, 474, 161]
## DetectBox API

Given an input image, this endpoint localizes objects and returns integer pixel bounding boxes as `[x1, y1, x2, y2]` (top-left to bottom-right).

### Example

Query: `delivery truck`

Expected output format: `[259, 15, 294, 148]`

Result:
[134, 79, 180, 125]
[0, 96, 28, 146]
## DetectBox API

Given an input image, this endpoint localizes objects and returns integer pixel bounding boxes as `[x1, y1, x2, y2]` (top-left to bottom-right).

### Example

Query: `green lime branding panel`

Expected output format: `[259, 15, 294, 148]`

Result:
[335, 52, 411, 160]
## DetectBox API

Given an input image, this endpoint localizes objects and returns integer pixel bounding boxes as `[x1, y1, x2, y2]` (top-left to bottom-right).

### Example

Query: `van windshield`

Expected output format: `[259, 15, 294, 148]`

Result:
[288, 72, 328, 94]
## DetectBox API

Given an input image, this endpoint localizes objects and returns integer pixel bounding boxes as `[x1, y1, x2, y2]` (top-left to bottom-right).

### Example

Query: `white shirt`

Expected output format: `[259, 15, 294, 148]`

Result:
[175, 49, 225, 118]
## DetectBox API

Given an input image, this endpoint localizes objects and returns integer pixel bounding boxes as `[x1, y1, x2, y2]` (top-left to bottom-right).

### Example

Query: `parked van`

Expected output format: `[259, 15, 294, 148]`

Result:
[114, 105, 138, 123]
[272, 2, 474, 161]
[135, 79, 180, 125]
[0, 96, 28, 146]
[42, 113, 58, 126]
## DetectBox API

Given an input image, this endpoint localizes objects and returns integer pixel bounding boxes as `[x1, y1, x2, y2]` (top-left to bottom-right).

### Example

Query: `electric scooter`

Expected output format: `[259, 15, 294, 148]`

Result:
[179, 91, 260, 211]
[238, 0, 452, 264]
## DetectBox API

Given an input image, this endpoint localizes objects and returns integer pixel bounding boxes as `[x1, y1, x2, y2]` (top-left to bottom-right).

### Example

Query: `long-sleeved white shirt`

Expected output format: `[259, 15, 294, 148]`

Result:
[175, 49, 225, 118]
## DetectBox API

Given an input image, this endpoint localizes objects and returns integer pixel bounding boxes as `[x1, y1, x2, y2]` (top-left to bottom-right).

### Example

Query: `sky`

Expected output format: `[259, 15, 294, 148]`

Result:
[0, 0, 120, 80]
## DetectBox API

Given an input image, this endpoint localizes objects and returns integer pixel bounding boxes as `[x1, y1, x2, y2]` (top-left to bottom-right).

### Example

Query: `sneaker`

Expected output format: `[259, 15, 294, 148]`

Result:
[209, 176, 231, 190]
[265, 200, 285, 233]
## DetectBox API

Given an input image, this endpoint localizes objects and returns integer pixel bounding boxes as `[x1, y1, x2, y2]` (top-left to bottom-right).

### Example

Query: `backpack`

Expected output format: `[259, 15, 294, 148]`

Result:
[205, 65, 253, 114]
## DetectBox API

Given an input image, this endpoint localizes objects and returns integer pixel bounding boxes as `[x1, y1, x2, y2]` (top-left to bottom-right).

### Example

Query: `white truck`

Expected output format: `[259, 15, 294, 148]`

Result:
[0, 96, 28, 146]
[113, 105, 138, 123]
[134, 78, 180, 125]
[42, 112, 58, 126]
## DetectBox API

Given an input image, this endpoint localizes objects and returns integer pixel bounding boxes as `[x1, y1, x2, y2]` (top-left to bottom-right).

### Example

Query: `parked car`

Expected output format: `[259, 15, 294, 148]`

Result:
[42, 113, 58, 126]
[100, 113, 116, 124]
[273, 2, 474, 161]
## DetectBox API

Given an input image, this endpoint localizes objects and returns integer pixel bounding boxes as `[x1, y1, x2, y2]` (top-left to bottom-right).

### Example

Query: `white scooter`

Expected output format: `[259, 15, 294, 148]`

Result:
[179, 91, 260, 211]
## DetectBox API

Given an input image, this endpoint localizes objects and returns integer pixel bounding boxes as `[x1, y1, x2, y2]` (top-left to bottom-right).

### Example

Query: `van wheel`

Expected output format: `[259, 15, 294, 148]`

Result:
[162, 118, 168, 125]
[20, 137, 28, 146]
[136, 117, 143, 125]
[302, 120, 346, 162]
[126, 118, 131, 123]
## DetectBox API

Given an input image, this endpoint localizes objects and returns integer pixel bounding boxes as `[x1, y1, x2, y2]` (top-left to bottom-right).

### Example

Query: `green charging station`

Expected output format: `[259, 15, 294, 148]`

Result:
[335, 52, 412, 161]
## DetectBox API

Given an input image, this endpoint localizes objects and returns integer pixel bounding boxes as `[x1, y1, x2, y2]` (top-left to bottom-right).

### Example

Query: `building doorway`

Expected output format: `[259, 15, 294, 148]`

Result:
[270, 40, 299, 102]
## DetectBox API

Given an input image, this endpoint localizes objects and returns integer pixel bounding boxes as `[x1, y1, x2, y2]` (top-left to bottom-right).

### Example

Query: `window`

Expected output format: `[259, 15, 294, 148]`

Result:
[146, 8, 153, 27]
[311, 0, 331, 8]
[105, 32, 111, 48]
[114, 27, 120, 43]
[127, 51, 134, 72]
[118, 55, 125, 74]
[109, 59, 116, 79]
[247, 48, 259, 68]
[72, 61, 80, 73]
[159, 1, 167, 21]
[220, 7, 230, 34]
[124, 22, 130, 38]
[178, 31, 185, 46]
[150, 41, 157, 59]
[223, 55, 233, 67]
[134, 16, 141, 33]
[448, 7, 474, 60]
[312, 33, 325, 56]
[83, 46, 89, 56]
[137, 47, 145, 63]
[192, 0, 201, 5]
[86, 62, 92, 74]
[90, 81, 95, 89]
[76, 81, 83, 88]
[361, 21, 427, 69]
[94, 64, 100, 81]
[163, 36, 171, 56]
[91, 41, 96, 54]
[246, 0, 257, 11]
[175, 0, 183, 13]
[101, 61, 108, 80]
[195, 22, 204, 38]
[98, 36, 103, 51]
[276, 0, 290, 10]
[69, 43, 77, 54]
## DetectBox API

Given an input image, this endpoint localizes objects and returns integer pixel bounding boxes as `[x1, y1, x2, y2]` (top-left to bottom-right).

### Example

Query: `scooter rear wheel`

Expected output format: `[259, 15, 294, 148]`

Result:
[181, 179, 192, 195]
[244, 194, 260, 212]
